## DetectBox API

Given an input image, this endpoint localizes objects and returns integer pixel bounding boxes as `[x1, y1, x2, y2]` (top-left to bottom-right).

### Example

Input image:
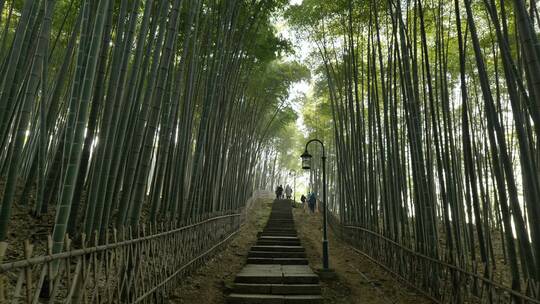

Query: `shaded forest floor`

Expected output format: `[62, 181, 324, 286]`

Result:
[0, 180, 57, 261]
[169, 192, 274, 303]
[293, 205, 432, 304]
[170, 194, 433, 304]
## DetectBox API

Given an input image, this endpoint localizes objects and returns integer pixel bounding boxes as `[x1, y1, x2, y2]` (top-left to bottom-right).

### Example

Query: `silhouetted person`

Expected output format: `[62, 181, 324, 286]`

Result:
[285, 185, 292, 199]
[308, 192, 316, 213]
[276, 185, 284, 199]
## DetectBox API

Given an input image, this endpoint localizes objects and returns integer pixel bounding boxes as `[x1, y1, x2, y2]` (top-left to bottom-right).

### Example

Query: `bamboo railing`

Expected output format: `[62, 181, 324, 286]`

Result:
[328, 213, 540, 304]
[0, 211, 244, 303]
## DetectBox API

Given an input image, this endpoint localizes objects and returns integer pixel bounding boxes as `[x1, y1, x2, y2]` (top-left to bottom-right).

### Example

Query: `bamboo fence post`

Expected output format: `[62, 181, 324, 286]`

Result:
[23, 240, 33, 304]
[0, 241, 7, 301]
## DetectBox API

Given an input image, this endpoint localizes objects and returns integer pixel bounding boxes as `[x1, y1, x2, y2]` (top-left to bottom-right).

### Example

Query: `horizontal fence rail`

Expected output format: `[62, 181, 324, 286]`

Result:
[328, 214, 540, 304]
[0, 211, 244, 303]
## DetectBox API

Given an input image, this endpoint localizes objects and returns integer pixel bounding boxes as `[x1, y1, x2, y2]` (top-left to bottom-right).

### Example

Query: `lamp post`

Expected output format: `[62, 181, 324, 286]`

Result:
[301, 139, 330, 271]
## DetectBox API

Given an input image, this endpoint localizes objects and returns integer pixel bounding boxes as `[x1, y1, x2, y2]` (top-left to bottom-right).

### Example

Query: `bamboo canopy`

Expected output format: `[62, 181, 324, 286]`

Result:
[287, 0, 540, 301]
[0, 0, 539, 302]
[0, 0, 305, 253]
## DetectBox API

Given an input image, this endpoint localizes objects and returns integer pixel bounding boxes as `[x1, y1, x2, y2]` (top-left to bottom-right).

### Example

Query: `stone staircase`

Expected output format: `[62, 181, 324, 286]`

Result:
[227, 200, 322, 304]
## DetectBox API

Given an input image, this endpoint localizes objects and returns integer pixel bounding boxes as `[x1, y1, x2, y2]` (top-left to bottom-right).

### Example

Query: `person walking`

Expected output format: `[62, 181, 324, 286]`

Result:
[307, 192, 316, 213]
[285, 185, 292, 200]
[300, 194, 307, 212]
[277, 185, 284, 199]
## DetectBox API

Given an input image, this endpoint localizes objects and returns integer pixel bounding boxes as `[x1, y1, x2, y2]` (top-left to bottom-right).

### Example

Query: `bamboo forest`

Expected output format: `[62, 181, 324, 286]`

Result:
[0, 0, 538, 303]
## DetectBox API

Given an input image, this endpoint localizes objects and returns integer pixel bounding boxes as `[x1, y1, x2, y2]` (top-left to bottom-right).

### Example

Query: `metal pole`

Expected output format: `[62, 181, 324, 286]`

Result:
[322, 154, 329, 269]
[303, 139, 329, 270]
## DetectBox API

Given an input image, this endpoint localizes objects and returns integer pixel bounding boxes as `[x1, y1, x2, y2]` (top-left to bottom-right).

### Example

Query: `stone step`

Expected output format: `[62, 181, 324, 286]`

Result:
[227, 200, 321, 304]
[257, 238, 299, 243]
[266, 223, 293, 225]
[260, 236, 300, 241]
[265, 223, 294, 226]
[227, 293, 322, 304]
[234, 265, 319, 284]
[256, 240, 301, 246]
[262, 232, 297, 237]
[248, 251, 306, 259]
[261, 232, 297, 237]
[251, 246, 305, 252]
[233, 283, 321, 295]
[263, 230, 296, 234]
[264, 227, 295, 231]
[247, 258, 309, 265]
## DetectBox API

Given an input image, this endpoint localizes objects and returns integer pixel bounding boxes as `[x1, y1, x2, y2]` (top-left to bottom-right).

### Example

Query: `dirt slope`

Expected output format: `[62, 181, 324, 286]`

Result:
[293, 205, 432, 304]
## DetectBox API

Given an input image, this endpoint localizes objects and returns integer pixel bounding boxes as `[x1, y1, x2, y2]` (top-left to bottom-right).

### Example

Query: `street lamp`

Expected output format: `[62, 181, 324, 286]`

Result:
[301, 150, 312, 169]
[301, 139, 331, 273]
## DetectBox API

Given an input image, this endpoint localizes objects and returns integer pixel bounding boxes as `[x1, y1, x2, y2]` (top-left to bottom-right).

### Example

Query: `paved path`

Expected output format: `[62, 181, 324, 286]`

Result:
[227, 199, 322, 304]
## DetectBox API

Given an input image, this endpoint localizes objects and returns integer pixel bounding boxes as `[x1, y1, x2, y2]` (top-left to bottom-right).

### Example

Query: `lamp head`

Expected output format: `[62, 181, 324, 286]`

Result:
[301, 150, 312, 170]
